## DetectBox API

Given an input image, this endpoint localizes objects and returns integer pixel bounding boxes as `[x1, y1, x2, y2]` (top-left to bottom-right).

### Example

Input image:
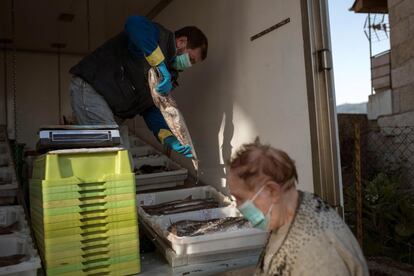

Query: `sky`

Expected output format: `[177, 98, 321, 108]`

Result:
[328, 0, 390, 105]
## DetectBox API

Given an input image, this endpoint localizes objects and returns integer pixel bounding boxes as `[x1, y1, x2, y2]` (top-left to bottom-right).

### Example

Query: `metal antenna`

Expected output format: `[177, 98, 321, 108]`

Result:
[364, 13, 390, 95]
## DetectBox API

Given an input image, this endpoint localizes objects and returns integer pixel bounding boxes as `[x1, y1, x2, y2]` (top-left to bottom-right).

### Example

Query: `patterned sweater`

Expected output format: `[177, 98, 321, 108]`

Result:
[255, 191, 369, 276]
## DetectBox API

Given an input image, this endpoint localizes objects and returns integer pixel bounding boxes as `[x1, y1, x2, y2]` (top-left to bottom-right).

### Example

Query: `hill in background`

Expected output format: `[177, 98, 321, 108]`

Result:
[336, 102, 367, 114]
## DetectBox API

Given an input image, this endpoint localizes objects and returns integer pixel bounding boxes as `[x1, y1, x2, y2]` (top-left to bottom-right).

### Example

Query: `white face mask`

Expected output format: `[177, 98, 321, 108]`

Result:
[237, 185, 273, 231]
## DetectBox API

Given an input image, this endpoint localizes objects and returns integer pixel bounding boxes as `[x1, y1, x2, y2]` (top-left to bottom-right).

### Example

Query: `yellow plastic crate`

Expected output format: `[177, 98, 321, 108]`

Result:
[44, 253, 140, 275]
[33, 219, 138, 237]
[37, 236, 139, 260]
[30, 198, 136, 216]
[31, 149, 132, 182]
[57, 259, 140, 276]
[45, 243, 139, 267]
[36, 232, 138, 253]
[31, 210, 136, 231]
[29, 180, 135, 201]
[30, 149, 141, 275]
[30, 205, 136, 224]
[33, 224, 138, 246]
[30, 192, 135, 209]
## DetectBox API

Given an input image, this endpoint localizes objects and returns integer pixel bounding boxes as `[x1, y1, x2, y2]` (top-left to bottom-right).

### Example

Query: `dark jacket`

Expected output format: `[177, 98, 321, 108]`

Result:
[70, 24, 177, 119]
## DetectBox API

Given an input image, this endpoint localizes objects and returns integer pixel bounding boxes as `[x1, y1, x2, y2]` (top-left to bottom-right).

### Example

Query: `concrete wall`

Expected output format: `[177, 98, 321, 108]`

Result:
[367, 89, 392, 120]
[135, 0, 315, 193]
[388, 0, 414, 114]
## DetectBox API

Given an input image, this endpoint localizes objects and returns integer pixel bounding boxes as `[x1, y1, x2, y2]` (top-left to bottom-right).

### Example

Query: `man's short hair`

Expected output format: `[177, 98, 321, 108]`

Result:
[228, 138, 298, 190]
[175, 26, 208, 60]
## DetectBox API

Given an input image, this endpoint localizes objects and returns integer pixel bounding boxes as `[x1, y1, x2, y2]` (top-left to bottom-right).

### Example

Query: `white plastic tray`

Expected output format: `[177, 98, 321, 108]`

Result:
[0, 206, 30, 235]
[137, 186, 234, 218]
[148, 206, 267, 256]
[140, 218, 262, 268]
[135, 155, 188, 191]
[0, 234, 41, 276]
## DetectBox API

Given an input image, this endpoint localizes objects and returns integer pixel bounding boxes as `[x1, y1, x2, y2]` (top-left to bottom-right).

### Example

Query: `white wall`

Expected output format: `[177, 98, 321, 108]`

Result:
[0, 51, 81, 149]
[138, 0, 314, 193]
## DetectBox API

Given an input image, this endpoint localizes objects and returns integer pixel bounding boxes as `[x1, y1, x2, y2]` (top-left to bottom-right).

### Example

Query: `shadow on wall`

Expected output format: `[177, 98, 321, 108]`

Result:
[168, 1, 249, 191]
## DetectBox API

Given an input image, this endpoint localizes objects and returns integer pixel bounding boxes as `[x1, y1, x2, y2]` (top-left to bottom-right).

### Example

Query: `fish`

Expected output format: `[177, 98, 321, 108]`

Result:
[148, 68, 200, 181]
[142, 196, 219, 215]
[0, 255, 26, 267]
[134, 164, 169, 175]
[0, 222, 19, 235]
[167, 217, 249, 237]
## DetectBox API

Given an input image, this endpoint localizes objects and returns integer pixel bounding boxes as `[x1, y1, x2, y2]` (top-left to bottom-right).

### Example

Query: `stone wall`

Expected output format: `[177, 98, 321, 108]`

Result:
[388, 0, 414, 113]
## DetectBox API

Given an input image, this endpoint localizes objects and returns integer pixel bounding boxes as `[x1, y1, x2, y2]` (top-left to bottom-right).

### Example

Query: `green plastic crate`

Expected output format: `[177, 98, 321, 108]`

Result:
[31, 205, 136, 224]
[33, 219, 138, 237]
[45, 253, 140, 275]
[45, 243, 139, 267]
[29, 149, 141, 275]
[30, 175, 135, 194]
[31, 149, 132, 182]
[29, 181, 135, 201]
[37, 235, 139, 260]
[31, 198, 136, 216]
[57, 260, 140, 276]
[30, 192, 136, 209]
[31, 210, 136, 231]
[33, 224, 138, 246]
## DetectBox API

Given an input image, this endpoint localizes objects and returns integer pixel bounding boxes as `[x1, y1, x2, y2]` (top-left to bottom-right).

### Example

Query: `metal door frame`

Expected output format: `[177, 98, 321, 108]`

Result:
[301, 0, 343, 214]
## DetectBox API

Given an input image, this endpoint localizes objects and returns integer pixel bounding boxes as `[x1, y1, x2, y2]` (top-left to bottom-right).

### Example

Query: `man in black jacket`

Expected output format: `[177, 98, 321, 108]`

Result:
[69, 15, 208, 157]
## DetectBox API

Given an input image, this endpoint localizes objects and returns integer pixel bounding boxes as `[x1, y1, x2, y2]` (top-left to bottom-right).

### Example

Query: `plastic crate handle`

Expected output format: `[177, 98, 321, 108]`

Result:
[79, 198, 108, 205]
[81, 233, 109, 240]
[79, 209, 108, 218]
[77, 182, 106, 191]
[79, 205, 107, 212]
[82, 253, 110, 262]
[79, 191, 108, 197]
[81, 225, 109, 233]
[82, 259, 110, 269]
[82, 242, 110, 251]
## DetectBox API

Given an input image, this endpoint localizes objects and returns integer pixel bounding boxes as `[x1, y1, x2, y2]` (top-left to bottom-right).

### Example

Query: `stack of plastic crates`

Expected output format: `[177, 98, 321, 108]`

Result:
[29, 148, 140, 276]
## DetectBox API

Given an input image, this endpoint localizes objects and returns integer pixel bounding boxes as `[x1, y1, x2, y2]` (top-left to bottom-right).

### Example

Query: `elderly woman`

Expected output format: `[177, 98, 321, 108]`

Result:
[228, 139, 368, 276]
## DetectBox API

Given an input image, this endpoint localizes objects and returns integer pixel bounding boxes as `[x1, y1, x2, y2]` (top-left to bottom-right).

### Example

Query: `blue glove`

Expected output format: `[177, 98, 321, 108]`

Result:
[164, 136, 193, 158]
[156, 62, 173, 95]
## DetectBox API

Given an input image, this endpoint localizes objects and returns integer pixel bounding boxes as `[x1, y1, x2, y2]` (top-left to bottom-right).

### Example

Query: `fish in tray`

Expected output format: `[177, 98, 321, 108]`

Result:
[0, 222, 19, 235]
[148, 68, 200, 181]
[168, 217, 249, 237]
[142, 196, 219, 216]
[0, 254, 26, 267]
[134, 164, 170, 175]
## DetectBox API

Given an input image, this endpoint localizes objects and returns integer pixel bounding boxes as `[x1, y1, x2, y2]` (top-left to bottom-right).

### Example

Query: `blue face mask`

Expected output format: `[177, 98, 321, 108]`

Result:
[237, 185, 273, 231]
[173, 53, 192, 71]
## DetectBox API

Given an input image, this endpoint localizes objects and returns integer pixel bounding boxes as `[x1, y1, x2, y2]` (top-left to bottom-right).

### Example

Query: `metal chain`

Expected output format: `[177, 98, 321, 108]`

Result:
[11, 0, 17, 141]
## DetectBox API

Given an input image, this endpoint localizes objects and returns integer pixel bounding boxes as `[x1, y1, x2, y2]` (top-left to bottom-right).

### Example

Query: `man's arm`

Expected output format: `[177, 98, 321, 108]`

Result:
[142, 106, 193, 158]
[124, 15, 164, 66]
[125, 15, 173, 94]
